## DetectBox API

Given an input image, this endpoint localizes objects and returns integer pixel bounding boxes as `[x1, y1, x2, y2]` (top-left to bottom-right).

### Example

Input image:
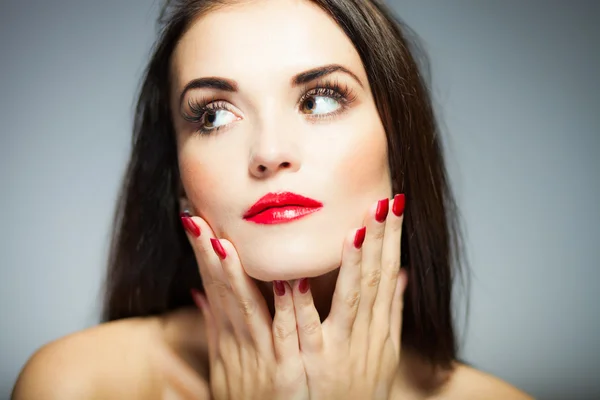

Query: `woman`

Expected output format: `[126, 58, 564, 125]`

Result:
[12, 0, 532, 398]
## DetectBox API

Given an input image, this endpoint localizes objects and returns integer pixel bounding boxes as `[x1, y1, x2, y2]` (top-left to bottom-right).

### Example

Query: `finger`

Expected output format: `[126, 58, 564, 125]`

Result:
[353, 198, 389, 331]
[326, 227, 364, 340]
[389, 269, 408, 357]
[191, 289, 218, 367]
[181, 214, 231, 332]
[272, 280, 301, 361]
[180, 213, 217, 280]
[212, 237, 275, 357]
[210, 239, 265, 395]
[207, 238, 254, 343]
[187, 216, 230, 285]
[372, 194, 405, 337]
[292, 278, 323, 354]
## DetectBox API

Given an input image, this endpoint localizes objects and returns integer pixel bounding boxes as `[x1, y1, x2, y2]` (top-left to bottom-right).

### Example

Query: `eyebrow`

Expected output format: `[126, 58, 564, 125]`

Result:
[178, 63, 363, 109]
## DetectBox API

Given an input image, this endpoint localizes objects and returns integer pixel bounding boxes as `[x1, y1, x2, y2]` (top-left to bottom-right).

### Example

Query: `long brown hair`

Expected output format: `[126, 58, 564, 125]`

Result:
[102, 0, 468, 370]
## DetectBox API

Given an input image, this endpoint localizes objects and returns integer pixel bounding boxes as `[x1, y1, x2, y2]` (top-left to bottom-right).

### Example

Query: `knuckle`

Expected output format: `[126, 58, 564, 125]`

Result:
[238, 298, 256, 318]
[300, 319, 320, 335]
[362, 269, 381, 288]
[372, 229, 386, 241]
[344, 290, 361, 310]
[382, 259, 401, 279]
[211, 280, 230, 299]
[224, 267, 235, 283]
[273, 323, 296, 341]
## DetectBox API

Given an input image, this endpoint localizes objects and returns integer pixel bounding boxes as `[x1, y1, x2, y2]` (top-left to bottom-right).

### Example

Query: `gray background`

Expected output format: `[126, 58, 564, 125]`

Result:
[1, 1, 598, 399]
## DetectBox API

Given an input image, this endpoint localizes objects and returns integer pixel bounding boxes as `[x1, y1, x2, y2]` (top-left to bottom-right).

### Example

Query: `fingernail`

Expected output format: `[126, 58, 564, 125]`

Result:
[375, 198, 389, 222]
[210, 238, 227, 260]
[298, 278, 310, 294]
[392, 194, 405, 217]
[180, 213, 200, 237]
[354, 226, 366, 249]
[274, 280, 286, 296]
[190, 288, 203, 310]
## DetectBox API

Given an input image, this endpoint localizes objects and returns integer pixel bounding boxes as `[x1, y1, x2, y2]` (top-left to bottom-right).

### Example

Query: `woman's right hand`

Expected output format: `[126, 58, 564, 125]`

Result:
[182, 213, 309, 400]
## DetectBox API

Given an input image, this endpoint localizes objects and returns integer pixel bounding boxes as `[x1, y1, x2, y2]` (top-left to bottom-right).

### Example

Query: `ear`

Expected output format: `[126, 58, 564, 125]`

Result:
[177, 179, 194, 215]
[179, 197, 193, 215]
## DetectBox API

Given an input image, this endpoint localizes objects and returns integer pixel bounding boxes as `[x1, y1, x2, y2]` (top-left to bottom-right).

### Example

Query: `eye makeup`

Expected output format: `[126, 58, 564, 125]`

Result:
[181, 78, 358, 135]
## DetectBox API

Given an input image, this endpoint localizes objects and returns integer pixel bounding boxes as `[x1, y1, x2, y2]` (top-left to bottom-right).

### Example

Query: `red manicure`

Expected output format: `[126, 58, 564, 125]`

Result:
[180, 213, 200, 237]
[354, 226, 366, 249]
[375, 198, 389, 222]
[274, 280, 286, 296]
[298, 278, 310, 294]
[210, 238, 227, 260]
[392, 194, 405, 217]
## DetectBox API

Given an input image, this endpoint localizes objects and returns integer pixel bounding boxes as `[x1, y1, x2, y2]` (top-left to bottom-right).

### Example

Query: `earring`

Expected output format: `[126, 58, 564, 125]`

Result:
[181, 208, 192, 217]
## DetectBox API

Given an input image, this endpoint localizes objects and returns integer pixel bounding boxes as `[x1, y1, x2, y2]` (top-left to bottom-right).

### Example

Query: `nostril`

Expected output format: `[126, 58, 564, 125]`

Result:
[281, 162, 290, 168]
[257, 165, 267, 173]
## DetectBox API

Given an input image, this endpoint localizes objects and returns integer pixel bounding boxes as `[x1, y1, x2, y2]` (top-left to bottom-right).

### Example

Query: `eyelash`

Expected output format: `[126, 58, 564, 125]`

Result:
[182, 79, 357, 135]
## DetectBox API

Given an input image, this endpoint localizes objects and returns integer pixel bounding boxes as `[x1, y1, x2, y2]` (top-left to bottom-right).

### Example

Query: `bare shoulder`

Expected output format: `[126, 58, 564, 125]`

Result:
[11, 316, 163, 399]
[11, 308, 209, 400]
[430, 363, 534, 400]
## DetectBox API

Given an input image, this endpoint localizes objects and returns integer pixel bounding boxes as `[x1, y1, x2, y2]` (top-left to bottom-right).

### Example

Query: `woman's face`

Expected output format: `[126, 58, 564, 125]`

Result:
[171, 0, 391, 281]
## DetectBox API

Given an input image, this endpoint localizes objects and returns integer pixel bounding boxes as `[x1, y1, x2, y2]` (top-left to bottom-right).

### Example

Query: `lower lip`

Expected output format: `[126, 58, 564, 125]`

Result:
[244, 206, 322, 224]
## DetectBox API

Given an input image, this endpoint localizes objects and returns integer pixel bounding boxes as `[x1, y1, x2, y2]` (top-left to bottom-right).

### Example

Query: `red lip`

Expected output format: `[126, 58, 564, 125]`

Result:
[243, 192, 323, 224]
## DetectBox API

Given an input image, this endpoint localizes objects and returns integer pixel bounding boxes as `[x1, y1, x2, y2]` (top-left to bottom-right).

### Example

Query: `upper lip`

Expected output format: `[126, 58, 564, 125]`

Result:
[243, 191, 323, 218]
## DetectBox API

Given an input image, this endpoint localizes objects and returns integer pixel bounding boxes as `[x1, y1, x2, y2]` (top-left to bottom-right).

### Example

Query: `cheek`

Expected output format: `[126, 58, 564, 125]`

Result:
[179, 151, 230, 218]
[334, 119, 390, 197]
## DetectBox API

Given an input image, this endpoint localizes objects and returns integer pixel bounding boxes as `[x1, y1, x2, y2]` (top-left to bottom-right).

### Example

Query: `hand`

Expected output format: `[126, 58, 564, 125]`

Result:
[182, 215, 309, 400]
[291, 194, 407, 400]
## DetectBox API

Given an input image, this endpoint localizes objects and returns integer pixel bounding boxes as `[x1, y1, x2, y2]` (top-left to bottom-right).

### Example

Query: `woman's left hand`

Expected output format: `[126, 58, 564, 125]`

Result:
[293, 194, 407, 400]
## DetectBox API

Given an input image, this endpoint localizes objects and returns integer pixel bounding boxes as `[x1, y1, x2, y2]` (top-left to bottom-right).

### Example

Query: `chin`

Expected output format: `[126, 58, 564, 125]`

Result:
[246, 262, 339, 281]
[237, 238, 342, 282]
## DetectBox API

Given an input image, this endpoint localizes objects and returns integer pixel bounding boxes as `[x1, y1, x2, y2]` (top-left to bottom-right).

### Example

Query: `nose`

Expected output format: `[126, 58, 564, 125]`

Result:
[248, 127, 300, 179]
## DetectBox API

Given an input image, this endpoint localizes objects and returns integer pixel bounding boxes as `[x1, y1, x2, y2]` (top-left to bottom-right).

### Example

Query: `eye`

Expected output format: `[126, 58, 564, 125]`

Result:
[300, 95, 341, 115]
[297, 81, 356, 119]
[183, 99, 240, 134]
[201, 109, 238, 131]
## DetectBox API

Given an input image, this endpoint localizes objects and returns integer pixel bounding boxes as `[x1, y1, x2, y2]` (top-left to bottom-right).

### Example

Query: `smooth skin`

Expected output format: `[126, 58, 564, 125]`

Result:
[12, 0, 534, 398]
[180, 196, 406, 399]
[11, 199, 533, 399]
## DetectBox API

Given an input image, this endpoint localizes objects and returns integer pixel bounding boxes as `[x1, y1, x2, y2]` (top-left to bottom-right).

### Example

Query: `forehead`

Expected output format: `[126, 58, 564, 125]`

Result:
[170, 0, 365, 92]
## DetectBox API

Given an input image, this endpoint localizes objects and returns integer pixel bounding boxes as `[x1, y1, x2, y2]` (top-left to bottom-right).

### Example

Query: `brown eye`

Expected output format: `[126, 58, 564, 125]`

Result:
[200, 109, 237, 131]
[301, 97, 317, 113]
[300, 95, 340, 115]
[183, 98, 241, 134]
[204, 111, 217, 128]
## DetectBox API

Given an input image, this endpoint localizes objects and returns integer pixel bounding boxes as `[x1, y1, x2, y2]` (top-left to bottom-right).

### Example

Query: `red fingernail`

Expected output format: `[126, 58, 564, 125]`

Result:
[354, 226, 366, 249]
[210, 238, 227, 259]
[375, 198, 389, 222]
[180, 213, 200, 237]
[274, 280, 286, 296]
[298, 278, 310, 294]
[392, 194, 405, 217]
